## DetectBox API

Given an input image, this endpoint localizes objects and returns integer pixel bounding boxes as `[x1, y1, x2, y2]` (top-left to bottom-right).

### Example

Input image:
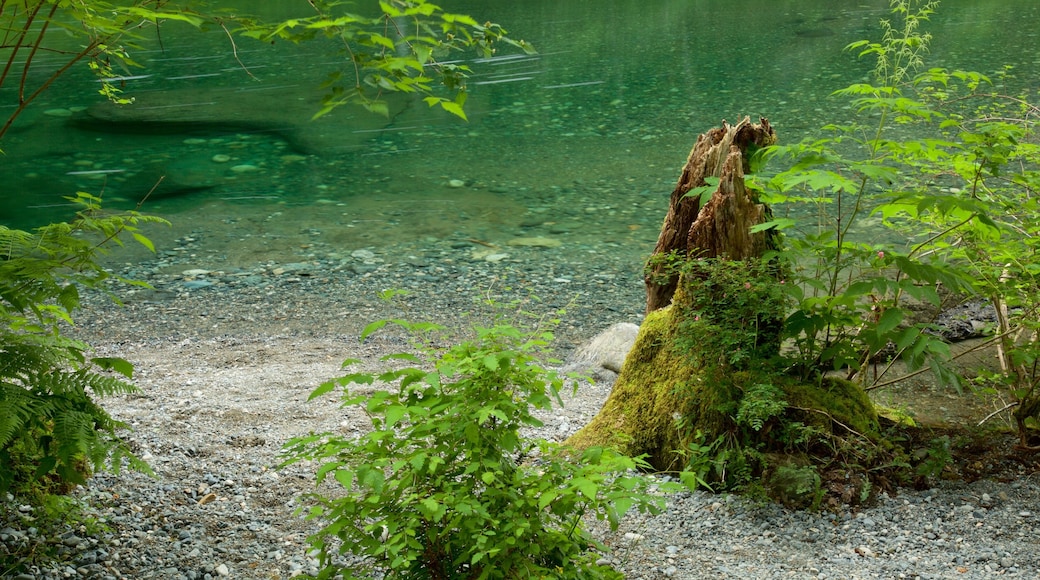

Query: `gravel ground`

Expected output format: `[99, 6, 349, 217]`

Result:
[3, 234, 1040, 580]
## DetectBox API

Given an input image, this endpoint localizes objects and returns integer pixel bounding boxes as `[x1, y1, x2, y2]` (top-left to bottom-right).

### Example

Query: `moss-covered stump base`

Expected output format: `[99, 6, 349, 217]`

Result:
[565, 300, 882, 507]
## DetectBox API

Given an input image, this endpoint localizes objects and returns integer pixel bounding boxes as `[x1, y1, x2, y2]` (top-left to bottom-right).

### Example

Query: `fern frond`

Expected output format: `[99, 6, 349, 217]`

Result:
[0, 382, 34, 448]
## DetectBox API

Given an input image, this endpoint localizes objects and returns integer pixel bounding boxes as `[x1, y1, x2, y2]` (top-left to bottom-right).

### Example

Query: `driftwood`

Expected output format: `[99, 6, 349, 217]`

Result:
[644, 116, 777, 313]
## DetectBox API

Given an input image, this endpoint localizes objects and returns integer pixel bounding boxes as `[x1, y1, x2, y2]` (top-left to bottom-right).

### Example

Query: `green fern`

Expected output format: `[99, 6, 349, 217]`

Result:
[0, 193, 161, 497]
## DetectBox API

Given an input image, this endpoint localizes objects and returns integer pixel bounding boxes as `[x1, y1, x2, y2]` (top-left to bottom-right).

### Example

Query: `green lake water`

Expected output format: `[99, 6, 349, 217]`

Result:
[1, 0, 1037, 268]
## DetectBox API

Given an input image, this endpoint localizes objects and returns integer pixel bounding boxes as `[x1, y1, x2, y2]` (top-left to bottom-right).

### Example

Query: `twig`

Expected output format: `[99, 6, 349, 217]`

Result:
[790, 405, 871, 443]
[977, 401, 1017, 428]
[218, 19, 255, 80]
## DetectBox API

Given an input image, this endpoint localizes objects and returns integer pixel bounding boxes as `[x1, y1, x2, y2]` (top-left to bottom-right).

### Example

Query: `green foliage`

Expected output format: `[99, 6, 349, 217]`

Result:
[675, 258, 789, 370]
[673, 430, 722, 492]
[665, 258, 883, 500]
[281, 319, 668, 579]
[767, 463, 822, 509]
[0, 193, 159, 497]
[236, 0, 534, 120]
[0, 0, 210, 143]
[915, 435, 952, 482]
[736, 383, 788, 432]
[755, 0, 1039, 413]
[1, 1, 530, 145]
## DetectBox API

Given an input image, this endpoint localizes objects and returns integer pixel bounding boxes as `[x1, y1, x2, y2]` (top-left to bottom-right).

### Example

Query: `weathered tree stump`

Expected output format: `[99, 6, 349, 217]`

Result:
[568, 117, 880, 503]
[644, 116, 778, 313]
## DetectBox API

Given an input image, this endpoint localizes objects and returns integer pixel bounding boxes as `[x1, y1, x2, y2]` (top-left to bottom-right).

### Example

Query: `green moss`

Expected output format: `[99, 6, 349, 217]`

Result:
[567, 306, 706, 469]
[875, 404, 917, 427]
[783, 376, 880, 439]
[569, 257, 882, 493]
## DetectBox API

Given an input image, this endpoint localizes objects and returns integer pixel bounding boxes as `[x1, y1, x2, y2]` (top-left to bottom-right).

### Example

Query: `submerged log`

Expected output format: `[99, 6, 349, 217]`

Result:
[644, 116, 777, 313]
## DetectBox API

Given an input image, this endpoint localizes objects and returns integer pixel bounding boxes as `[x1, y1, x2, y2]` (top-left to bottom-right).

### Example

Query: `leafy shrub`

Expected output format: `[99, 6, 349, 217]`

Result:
[281, 319, 669, 579]
[0, 193, 157, 497]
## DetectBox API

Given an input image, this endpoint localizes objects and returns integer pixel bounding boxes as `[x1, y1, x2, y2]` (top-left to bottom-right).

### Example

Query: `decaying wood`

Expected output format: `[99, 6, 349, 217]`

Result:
[644, 116, 777, 313]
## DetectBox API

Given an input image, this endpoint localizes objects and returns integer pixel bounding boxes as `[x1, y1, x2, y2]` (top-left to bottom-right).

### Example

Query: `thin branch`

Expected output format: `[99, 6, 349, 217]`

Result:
[136, 176, 165, 210]
[217, 19, 255, 80]
[978, 401, 1017, 428]
[18, 1, 58, 103]
[0, 42, 98, 140]
[866, 303, 1040, 391]
[0, 0, 42, 92]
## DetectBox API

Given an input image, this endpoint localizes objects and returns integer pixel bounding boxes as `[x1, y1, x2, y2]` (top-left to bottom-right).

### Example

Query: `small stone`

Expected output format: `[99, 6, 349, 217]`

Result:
[230, 164, 260, 173]
[855, 545, 876, 558]
[483, 253, 508, 263]
[446, 179, 465, 188]
[623, 532, 643, 542]
[351, 249, 376, 261]
[216, 563, 230, 576]
[182, 269, 211, 277]
[44, 108, 74, 117]
[211, 154, 231, 163]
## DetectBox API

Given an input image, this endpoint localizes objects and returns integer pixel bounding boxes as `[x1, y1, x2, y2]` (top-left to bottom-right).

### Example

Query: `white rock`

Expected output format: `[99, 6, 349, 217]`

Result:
[562, 322, 640, 380]
[216, 563, 230, 576]
[447, 179, 465, 188]
[182, 269, 210, 277]
[230, 164, 260, 173]
[211, 154, 231, 163]
[483, 253, 508, 263]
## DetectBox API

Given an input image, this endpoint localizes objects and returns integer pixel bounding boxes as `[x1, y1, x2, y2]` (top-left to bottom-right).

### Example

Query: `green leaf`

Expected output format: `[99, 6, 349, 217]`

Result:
[419, 498, 441, 520]
[130, 232, 155, 253]
[385, 405, 407, 427]
[571, 477, 598, 500]
[750, 218, 796, 233]
[537, 490, 557, 510]
[876, 308, 904, 335]
[334, 469, 354, 489]
[308, 380, 337, 401]
[360, 319, 390, 341]
[91, 357, 134, 379]
[439, 100, 467, 121]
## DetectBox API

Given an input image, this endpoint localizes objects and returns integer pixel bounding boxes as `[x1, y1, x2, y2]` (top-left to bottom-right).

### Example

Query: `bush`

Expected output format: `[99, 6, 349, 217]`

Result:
[0, 193, 157, 498]
[281, 319, 670, 579]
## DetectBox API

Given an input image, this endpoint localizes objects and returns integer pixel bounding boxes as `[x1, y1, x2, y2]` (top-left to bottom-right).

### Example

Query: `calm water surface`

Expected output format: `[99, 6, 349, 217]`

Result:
[1, 0, 1037, 269]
